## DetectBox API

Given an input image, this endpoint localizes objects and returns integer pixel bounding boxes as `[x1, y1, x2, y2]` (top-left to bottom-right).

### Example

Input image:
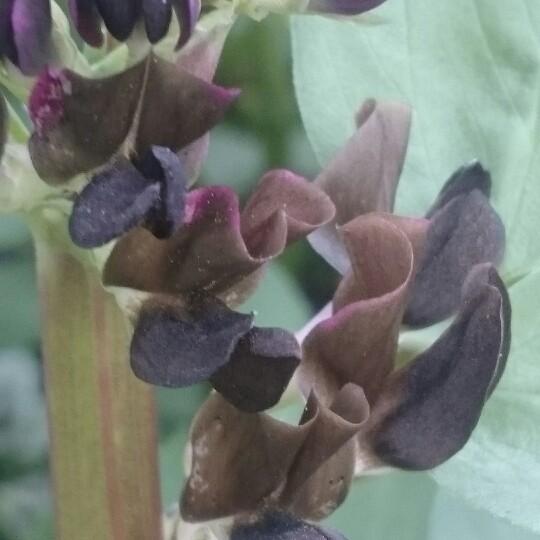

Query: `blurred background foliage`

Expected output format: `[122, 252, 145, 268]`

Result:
[0, 14, 337, 539]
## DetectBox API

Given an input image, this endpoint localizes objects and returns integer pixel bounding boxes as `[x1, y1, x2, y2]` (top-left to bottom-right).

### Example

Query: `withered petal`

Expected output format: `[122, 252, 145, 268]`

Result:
[281, 384, 368, 520]
[67, 0, 103, 48]
[425, 161, 491, 219]
[130, 296, 253, 387]
[134, 145, 187, 239]
[29, 54, 239, 184]
[181, 392, 309, 521]
[142, 0, 172, 43]
[241, 169, 335, 256]
[172, 0, 201, 49]
[181, 385, 366, 522]
[69, 159, 159, 248]
[11, 0, 51, 75]
[95, 0, 138, 41]
[231, 512, 349, 540]
[309, 99, 411, 273]
[299, 214, 415, 405]
[367, 263, 511, 470]
[404, 189, 505, 327]
[210, 327, 301, 413]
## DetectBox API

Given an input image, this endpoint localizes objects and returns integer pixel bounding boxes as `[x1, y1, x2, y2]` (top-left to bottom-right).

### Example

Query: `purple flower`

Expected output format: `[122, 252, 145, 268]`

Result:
[68, 0, 201, 48]
[307, 0, 387, 16]
[0, 0, 51, 74]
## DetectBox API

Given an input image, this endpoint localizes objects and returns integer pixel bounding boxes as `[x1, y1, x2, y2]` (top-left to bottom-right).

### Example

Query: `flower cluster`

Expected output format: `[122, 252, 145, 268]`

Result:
[2, 3, 512, 538]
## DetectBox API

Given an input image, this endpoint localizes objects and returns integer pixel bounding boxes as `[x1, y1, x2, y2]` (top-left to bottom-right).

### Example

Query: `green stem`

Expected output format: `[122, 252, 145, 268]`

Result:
[34, 222, 162, 540]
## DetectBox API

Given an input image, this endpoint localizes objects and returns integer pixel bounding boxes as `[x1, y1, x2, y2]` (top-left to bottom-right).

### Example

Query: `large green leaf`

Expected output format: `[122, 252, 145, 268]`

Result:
[292, 1, 540, 282]
[292, 0, 540, 533]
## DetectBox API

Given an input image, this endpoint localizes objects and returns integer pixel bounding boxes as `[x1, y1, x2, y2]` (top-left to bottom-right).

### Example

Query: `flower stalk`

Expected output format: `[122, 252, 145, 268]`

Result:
[33, 216, 162, 540]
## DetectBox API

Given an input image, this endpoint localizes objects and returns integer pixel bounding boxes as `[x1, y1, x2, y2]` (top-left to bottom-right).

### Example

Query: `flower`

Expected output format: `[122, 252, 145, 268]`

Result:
[178, 99, 510, 524]
[28, 52, 239, 183]
[0, 0, 51, 74]
[67, 0, 201, 48]
[306, 0, 387, 16]
[103, 168, 335, 412]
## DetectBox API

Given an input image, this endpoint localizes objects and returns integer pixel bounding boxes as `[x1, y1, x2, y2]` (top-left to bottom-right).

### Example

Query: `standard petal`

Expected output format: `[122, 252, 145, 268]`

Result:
[210, 327, 301, 413]
[28, 54, 239, 183]
[130, 296, 253, 387]
[365, 263, 511, 470]
[181, 392, 310, 521]
[231, 512, 349, 540]
[95, 0, 138, 41]
[172, 0, 201, 49]
[307, 0, 386, 15]
[181, 385, 366, 522]
[309, 99, 411, 273]
[69, 159, 159, 248]
[142, 0, 172, 43]
[67, 0, 103, 48]
[103, 186, 261, 295]
[11, 0, 51, 75]
[241, 169, 336, 254]
[299, 214, 415, 405]
[404, 189, 505, 327]
[280, 385, 368, 520]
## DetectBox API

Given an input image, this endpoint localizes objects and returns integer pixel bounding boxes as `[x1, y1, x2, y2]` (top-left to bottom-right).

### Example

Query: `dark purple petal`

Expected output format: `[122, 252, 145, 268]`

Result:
[172, 0, 201, 49]
[404, 189, 505, 327]
[69, 159, 159, 248]
[231, 512, 349, 540]
[0, 92, 7, 161]
[95, 0, 138, 41]
[134, 146, 187, 239]
[0, 0, 16, 60]
[307, 0, 386, 15]
[130, 296, 253, 387]
[210, 327, 301, 413]
[11, 0, 51, 75]
[142, 0, 172, 43]
[366, 264, 511, 470]
[67, 0, 103, 48]
[425, 161, 491, 219]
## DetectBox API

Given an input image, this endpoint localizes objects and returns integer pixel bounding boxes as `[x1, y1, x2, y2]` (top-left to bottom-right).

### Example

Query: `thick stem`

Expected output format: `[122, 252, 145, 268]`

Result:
[34, 228, 162, 540]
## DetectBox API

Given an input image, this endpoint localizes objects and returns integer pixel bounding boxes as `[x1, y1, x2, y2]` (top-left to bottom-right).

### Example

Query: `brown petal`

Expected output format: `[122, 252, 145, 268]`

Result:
[181, 392, 310, 521]
[210, 327, 301, 413]
[299, 215, 415, 406]
[309, 99, 411, 273]
[364, 263, 511, 470]
[181, 385, 367, 522]
[0, 92, 6, 162]
[104, 185, 264, 297]
[241, 169, 336, 253]
[280, 384, 369, 520]
[404, 190, 505, 327]
[28, 53, 238, 183]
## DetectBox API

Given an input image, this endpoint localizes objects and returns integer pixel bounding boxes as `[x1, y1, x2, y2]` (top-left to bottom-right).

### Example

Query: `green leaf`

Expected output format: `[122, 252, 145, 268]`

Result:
[292, 0, 540, 532]
[292, 1, 540, 282]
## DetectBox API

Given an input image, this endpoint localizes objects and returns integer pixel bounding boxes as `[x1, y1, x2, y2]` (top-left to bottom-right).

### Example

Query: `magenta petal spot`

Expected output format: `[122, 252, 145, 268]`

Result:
[28, 68, 71, 136]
